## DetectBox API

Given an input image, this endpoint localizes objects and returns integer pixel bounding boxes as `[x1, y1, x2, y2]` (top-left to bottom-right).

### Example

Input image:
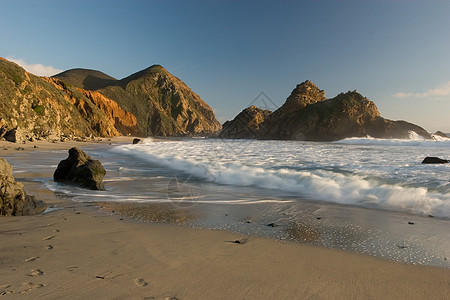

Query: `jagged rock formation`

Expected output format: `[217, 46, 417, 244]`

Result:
[54, 65, 221, 136]
[0, 58, 139, 142]
[0, 157, 46, 216]
[219, 105, 271, 139]
[220, 80, 432, 141]
[54, 147, 106, 190]
[263, 81, 328, 139]
[280, 80, 327, 111]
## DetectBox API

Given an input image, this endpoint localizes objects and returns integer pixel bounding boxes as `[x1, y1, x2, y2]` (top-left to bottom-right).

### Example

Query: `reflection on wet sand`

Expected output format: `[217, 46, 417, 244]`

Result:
[285, 221, 321, 243]
[97, 202, 198, 224]
[284, 217, 368, 250]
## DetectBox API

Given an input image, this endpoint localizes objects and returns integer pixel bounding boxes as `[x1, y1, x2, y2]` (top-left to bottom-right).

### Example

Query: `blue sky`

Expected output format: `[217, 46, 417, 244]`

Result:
[1, 0, 450, 132]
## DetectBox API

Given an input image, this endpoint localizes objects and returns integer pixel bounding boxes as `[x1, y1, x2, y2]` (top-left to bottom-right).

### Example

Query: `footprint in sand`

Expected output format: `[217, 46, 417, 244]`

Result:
[0, 285, 13, 296]
[42, 236, 55, 241]
[25, 256, 39, 262]
[133, 278, 148, 287]
[19, 282, 45, 294]
[29, 269, 44, 276]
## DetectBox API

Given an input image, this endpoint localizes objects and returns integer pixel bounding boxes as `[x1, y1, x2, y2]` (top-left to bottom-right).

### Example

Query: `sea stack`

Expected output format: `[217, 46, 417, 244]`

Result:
[219, 80, 432, 141]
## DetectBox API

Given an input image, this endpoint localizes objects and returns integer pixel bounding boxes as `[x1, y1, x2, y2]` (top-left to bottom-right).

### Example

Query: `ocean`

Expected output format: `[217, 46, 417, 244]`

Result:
[107, 136, 450, 218]
[6, 135, 450, 267]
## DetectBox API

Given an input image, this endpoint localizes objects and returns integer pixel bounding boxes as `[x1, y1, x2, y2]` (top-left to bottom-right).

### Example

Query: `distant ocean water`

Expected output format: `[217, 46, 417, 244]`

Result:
[103, 136, 450, 218]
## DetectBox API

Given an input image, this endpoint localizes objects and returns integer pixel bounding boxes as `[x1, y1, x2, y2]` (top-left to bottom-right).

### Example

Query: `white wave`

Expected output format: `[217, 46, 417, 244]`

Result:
[408, 130, 425, 140]
[431, 134, 450, 141]
[111, 143, 450, 218]
[334, 136, 450, 148]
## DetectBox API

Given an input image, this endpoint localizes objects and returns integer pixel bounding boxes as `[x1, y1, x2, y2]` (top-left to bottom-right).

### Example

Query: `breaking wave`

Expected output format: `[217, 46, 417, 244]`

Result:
[112, 138, 450, 218]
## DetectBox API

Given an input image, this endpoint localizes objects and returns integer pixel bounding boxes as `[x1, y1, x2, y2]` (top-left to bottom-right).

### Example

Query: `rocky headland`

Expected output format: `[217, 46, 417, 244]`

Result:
[220, 80, 432, 141]
[53, 65, 221, 137]
[0, 58, 141, 142]
[0, 57, 221, 143]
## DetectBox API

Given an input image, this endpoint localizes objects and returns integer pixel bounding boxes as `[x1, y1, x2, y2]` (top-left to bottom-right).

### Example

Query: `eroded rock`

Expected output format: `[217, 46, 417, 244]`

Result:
[0, 158, 46, 216]
[53, 147, 106, 190]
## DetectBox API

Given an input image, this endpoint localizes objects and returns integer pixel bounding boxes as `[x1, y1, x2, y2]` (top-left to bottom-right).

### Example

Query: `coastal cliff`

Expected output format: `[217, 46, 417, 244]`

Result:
[54, 65, 222, 136]
[220, 80, 432, 141]
[0, 58, 129, 142]
[1, 57, 221, 141]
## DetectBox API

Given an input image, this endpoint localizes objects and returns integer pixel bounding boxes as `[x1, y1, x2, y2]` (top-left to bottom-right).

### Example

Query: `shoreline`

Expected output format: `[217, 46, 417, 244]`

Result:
[1, 138, 450, 298]
[2, 137, 450, 267]
[1, 197, 450, 299]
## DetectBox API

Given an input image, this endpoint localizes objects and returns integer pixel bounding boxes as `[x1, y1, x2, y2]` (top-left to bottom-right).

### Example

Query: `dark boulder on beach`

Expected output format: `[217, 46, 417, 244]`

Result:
[422, 157, 449, 164]
[132, 138, 141, 144]
[0, 158, 46, 216]
[54, 147, 106, 190]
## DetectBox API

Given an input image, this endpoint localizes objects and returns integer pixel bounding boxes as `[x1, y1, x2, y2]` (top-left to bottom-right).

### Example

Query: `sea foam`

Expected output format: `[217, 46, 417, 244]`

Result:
[111, 138, 450, 218]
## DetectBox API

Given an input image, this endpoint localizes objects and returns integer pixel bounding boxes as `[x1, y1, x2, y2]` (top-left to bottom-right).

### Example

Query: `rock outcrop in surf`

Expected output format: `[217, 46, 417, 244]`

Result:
[54, 147, 106, 190]
[422, 157, 449, 164]
[220, 80, 432, 141]
[219, 105, 271, 139]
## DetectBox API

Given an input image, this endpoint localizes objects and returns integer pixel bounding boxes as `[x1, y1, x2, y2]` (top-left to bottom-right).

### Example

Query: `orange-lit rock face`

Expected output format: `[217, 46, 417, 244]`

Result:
[41, 77, 121, 137]
[77, 89, 140, 136]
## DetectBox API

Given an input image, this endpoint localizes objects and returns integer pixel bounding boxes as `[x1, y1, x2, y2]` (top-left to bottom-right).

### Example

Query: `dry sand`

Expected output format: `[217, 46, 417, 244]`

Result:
[0, 139, 449, 299]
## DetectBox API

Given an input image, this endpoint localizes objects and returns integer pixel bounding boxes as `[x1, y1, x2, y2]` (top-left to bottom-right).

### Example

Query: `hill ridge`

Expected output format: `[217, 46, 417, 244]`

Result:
[54, 64, 221, 136]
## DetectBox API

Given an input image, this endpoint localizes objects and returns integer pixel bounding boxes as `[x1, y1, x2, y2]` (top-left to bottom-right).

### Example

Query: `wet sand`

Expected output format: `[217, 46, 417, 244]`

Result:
[0, 138, 449, 299]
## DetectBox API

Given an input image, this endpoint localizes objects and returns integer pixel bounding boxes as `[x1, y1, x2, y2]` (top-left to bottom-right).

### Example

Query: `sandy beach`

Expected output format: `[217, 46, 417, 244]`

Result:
[1, 138, 449, 299]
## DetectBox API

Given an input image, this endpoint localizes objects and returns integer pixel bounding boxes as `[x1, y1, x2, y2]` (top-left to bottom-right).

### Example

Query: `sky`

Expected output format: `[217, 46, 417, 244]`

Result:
[1, 0, 450, 132]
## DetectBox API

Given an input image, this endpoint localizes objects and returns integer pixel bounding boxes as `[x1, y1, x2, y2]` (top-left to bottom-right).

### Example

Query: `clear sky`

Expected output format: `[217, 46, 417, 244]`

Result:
[1, 0, 450, 132]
